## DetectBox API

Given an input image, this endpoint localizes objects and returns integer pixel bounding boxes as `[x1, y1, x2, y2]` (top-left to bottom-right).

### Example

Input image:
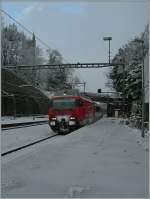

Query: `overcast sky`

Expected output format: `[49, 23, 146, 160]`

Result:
[1, 0, 149, 92]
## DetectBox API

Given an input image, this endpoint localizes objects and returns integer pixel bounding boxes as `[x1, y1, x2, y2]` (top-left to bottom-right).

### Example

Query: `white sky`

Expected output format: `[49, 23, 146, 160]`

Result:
[1, 0, 149, 92]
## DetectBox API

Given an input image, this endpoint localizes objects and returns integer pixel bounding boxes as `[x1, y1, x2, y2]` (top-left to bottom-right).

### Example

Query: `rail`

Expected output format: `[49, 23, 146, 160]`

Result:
[2, 120, 49, 130]
[1, 134, 58, 156]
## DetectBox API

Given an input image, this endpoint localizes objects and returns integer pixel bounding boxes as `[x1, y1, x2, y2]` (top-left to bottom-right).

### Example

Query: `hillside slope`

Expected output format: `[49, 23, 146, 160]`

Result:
[2, 69, 50, 116]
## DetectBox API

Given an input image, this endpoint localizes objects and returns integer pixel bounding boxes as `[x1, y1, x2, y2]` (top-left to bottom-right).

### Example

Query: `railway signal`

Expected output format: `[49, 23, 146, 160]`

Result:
[97, 89, 101, 93]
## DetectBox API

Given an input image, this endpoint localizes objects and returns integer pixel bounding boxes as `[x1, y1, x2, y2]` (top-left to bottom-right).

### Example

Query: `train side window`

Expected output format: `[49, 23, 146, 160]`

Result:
[96, 106, 101, 112]
[49, 100, 53, 107]
[76, 99, 83, 107]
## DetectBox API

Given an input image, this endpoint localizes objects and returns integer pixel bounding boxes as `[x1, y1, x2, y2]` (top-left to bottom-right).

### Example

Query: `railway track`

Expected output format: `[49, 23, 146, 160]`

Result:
[2, 120, 49, 130]
[1, 134, 58, 156]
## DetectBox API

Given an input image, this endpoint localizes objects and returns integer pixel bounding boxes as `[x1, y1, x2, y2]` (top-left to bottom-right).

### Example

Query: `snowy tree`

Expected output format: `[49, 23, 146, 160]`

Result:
[1, 23, 73, 90]
[1, 24, 44, 86]
[106, 25, 149, 119]
[107, 24, 149, 102]
[1, 24, 26, 66]
[45, 49, 72, 90]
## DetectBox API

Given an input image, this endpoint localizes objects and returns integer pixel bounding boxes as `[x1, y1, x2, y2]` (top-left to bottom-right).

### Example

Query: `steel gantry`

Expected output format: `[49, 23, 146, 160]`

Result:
[3, 62, 128, 118]
[3, 62, 124, 70]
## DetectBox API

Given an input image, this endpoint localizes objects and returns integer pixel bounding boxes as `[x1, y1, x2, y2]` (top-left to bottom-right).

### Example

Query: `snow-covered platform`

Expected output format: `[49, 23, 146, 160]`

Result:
[2, 118, 149, 198]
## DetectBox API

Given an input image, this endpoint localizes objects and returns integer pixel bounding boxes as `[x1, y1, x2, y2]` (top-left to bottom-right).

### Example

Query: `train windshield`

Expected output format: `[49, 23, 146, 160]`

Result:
[52, 98, 77, 109]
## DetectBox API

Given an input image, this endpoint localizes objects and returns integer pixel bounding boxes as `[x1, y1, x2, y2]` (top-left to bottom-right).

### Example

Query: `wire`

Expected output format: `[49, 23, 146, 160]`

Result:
[0, 9, 70, 64]
[0, 9, 50, 49]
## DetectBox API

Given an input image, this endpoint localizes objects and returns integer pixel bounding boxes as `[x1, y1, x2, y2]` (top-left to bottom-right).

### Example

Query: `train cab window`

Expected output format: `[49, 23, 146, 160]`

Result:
[95, 106, 102, 112]
[52, 98, 77, 109]
[96, 106, 101, 112]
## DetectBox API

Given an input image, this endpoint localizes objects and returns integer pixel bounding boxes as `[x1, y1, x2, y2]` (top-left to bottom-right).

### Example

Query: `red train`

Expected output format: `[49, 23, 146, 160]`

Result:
[48, 95, 102, 134]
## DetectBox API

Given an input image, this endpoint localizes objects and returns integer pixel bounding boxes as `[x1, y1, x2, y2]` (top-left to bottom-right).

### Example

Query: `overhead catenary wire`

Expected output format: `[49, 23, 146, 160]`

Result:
[0, 9, 70, 64]
[0, 9, 50, 49]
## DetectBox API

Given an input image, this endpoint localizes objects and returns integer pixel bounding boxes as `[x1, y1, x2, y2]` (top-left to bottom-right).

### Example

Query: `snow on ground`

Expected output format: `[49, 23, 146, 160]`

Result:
[2, 124, 55, 154]
[2, 118, 149, 198]
[116, 117, 149, 151]
[1, 115, 48, 125]
[125, 126, 149, 152]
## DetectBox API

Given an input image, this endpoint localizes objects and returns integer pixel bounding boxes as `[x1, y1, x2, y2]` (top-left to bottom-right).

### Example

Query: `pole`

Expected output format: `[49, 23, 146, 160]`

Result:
[32, 33, 36, 87]
[12, 95, 16, 119]
[133, 39, 145, 137]
[122, 64, 125, 117]
[83, 82, 86, 93]
[141, 42, 145, 137]
[103, 37, 112, 64]
[109, 40, 111, 64]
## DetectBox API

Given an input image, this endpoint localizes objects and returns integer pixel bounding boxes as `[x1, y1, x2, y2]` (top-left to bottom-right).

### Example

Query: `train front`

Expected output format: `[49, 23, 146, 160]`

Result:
[48, 97, 81, 134]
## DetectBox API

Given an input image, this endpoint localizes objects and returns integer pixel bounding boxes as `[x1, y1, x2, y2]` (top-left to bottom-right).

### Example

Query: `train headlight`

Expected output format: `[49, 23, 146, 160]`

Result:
[50, 121, 56, 126]
[51, 117, 56, 120]
[69, 120, 76, 125]
[69, 116, 76, 125]
[70, 117, 75, 120]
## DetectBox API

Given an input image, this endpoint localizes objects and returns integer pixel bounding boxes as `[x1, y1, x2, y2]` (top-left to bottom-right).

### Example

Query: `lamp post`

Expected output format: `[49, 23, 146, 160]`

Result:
[103, 37, 112, 64]
[134, 39, 145, 138]
[83, 82, 86, 93]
